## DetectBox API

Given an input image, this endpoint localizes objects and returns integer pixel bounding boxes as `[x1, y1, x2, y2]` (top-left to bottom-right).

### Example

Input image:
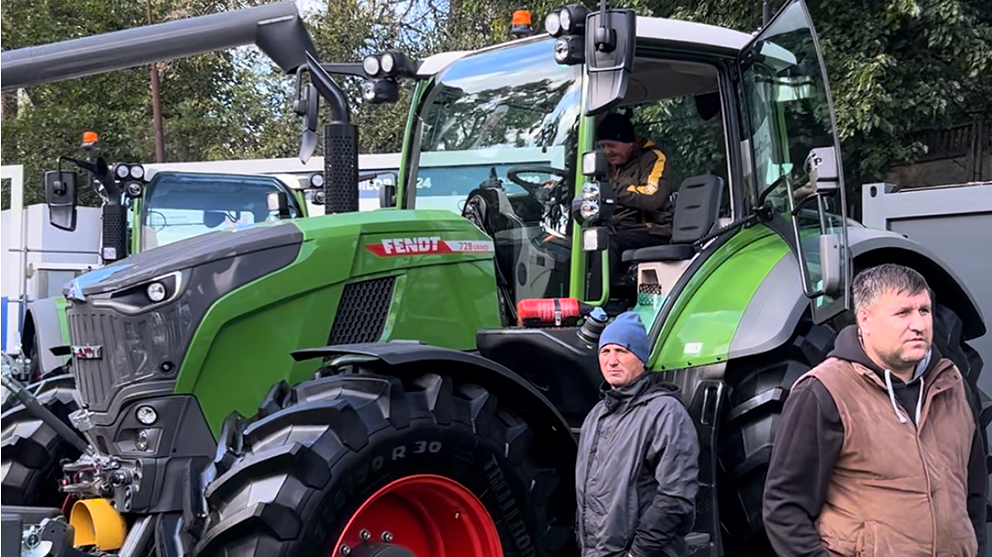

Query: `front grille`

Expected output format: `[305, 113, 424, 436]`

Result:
[68, 304, 185, 413]
[328, 277, 395, 345]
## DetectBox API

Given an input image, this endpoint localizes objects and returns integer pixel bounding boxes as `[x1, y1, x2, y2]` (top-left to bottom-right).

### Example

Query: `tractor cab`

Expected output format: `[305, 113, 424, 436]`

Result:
[384, 0, 849, 330]
[43, 135, 309, 261]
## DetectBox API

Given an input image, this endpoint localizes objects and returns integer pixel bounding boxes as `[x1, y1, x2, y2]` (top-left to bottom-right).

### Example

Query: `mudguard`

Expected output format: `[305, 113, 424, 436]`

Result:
[725, 225, 986, 363]
[23, 297, 70, 376]
[293, 341, 578, 441]
[845, 226, 986, 339]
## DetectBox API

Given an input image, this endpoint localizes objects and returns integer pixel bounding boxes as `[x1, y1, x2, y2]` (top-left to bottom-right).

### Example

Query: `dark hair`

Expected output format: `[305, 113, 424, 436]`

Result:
[852, 264, 930, 311]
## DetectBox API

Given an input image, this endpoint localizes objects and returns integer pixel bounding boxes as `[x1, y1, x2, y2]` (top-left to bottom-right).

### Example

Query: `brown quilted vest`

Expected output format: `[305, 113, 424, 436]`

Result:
[797, 357, 977, 557]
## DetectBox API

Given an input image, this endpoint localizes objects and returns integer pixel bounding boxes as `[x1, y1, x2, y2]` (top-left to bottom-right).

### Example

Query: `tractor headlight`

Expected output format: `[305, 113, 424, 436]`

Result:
[136, 405, 158, 425]
[558, 8, 572, 33]
[146, 282, 167, 303]
[129, 165, 145, 180]
[115, 164, 130, 180]
[309, 173, 324, 188]
[380, 52, 396, 75]
[559, 4, 588, 34]
[90, 271, 184, 314]
[135, 430, 150, 451]
[363, 80, 377, 102]
[125, 182, 143, 199]
[553, 36, 585, 65]
[580, 201, 600, 221]
[545, 11, 562, 37]
[581, 182, 601, 202]
[363, 55, 381, 78]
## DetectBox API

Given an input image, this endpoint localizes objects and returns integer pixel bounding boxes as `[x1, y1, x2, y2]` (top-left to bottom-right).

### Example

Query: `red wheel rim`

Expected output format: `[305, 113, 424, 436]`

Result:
[331, 474, 502, 557]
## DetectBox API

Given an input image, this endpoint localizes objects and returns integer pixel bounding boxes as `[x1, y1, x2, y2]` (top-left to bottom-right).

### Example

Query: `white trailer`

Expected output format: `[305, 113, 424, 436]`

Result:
[1, 166, 102, 353]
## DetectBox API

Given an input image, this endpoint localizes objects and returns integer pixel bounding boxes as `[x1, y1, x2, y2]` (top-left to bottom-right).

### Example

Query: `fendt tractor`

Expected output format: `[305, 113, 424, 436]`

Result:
[1, 136, 322, 494]
[1, 1, 988, 557]
[5, 133, 322, 382]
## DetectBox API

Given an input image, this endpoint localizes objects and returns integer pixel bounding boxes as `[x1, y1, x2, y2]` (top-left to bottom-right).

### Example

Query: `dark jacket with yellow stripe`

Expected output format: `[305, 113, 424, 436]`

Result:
[609, 139, 673, 238]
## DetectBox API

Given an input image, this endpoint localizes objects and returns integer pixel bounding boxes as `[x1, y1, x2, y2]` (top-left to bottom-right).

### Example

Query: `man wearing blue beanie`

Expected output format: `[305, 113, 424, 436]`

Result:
[575, 312, 700, 557]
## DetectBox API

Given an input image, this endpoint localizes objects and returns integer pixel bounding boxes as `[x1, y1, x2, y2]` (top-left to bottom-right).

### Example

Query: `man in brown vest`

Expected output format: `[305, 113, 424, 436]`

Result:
[763, 263, 987, 556]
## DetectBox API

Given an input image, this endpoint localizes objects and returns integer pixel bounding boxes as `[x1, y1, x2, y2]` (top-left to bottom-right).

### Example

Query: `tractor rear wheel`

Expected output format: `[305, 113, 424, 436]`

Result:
[1, 374, 80, 507]
[716, 304, 986, 556]
[196, 371, 569, 557]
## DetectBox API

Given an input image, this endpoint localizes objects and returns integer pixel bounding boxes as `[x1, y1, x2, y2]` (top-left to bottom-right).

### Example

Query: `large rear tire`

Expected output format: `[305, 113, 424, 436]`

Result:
[1, 374, 80, 507]
[196, 371, 570, 557]
[716, 304, 985, 556]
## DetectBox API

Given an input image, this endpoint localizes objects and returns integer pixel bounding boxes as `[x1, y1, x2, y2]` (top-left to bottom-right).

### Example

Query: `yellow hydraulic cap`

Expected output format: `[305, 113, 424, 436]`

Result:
[70, 498, 127, 550]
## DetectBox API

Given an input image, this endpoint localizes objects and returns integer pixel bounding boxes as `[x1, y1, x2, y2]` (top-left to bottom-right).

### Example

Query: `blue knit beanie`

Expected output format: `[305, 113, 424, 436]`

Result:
[598, 311, 650, 363]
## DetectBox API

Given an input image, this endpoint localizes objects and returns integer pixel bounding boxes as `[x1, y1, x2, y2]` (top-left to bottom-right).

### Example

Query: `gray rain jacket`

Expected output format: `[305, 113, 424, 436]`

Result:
[575, 373, 700, 557]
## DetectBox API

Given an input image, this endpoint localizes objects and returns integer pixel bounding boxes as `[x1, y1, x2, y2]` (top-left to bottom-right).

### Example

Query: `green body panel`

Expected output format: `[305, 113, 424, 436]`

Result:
[130, 197, 143, 255]
[396, 81, 431, 209]
[54, 296, 70, 345]
[650, 226, 792, 370]
[173, 209, 502, 433]
[569, 89, 596, 302]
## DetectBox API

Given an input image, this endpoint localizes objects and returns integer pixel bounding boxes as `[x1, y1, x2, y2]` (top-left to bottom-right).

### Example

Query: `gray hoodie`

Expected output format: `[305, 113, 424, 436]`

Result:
[575, 372, 700, 557]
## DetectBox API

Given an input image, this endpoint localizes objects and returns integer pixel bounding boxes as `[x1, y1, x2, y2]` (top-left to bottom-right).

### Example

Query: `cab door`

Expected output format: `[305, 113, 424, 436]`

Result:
[737, 0, 850, 323]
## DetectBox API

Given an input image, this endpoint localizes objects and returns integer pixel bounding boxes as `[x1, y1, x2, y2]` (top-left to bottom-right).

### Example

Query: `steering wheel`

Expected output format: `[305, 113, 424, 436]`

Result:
[506, 165, 570, 193]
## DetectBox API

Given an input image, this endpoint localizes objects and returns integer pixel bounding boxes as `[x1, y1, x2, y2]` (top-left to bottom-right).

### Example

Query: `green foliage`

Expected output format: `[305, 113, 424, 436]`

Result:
[3, 0, 989, 211]
[640, 0, 992, 185]
[1, 0, 277, 208]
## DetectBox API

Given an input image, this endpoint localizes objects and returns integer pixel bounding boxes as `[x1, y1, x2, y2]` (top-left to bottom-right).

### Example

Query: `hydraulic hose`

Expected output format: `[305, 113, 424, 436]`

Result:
[0, 370, 94, 456]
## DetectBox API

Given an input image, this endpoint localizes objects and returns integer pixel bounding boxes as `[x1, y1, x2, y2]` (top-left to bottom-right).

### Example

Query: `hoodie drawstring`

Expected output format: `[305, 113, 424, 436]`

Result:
[914, 379, 924, 425]
[884, 369, 924, 425]
[884, 370, 909, 424]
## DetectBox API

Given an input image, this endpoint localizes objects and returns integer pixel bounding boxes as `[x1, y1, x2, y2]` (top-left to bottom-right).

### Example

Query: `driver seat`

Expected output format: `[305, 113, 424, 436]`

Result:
[621, 175, 724, 299]
[462, 186, 526, 234]
[621, 175, 724, 264]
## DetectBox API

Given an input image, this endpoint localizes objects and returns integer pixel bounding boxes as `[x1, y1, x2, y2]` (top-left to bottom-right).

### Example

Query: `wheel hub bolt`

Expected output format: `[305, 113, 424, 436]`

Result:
[360, 529, 371, 541]
[381, 531, 393, 543]
[339, 544, 350, 555]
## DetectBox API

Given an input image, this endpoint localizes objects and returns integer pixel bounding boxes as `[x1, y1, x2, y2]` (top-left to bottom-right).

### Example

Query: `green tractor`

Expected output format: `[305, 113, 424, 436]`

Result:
[12, 136, 317, 377]
[1, 1, 987, 556]
[2, 129, 318, 506]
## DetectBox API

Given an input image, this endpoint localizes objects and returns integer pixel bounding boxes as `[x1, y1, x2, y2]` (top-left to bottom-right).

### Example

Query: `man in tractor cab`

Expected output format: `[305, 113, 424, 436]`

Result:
[576, 312, 699, 557]
[763, 264, 987, 557]
[597, 112, 674, 280]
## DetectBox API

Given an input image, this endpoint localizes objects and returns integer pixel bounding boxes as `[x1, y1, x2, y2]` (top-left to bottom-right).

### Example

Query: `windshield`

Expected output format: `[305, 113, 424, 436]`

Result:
[414, 39, 581, 216]
[412, 39, 583, 311]
[141, 173, 301, 250]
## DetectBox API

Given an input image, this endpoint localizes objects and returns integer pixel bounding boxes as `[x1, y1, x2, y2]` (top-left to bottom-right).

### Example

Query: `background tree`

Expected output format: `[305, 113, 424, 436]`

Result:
[0, 0, 277, 207]
[4, 0, 990, 210]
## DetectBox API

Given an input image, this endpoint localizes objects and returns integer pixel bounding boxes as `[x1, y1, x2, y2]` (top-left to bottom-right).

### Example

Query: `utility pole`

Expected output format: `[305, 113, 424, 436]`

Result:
[147, 0, 165, 162]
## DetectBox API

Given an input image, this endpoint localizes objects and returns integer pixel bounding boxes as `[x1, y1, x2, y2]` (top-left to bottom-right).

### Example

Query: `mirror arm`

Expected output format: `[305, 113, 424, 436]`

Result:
[789, 189, 819, 217]
[60, 156, 122, 203]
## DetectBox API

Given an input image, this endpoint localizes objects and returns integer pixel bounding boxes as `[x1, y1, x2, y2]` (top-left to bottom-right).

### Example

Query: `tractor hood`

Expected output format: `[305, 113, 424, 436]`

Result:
[66, 222, 303, 299]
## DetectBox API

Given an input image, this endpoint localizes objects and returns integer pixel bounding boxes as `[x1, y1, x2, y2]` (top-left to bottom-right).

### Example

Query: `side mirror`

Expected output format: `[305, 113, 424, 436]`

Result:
[267, 191, 291, 220]
[581, 227, 609, 252]
[379, 182, 397, 208]
[582, 150, 610, 181]
[819, 233, 842, 297]
[806, 146, 840, 194]
[584, 9, 636, 116]
[44, 170, 78, 231]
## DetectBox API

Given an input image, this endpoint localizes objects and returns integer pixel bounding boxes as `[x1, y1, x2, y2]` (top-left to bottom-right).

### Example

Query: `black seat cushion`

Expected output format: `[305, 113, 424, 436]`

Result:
[622, 243, 696, 263]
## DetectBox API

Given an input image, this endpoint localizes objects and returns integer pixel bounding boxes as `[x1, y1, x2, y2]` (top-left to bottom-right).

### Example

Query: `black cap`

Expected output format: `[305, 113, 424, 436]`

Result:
[597, 112, 636, 143]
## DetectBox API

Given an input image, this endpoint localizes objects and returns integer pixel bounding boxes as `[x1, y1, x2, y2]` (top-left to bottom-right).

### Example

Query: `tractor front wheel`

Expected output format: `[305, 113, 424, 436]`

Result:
[1, 374, 80, 506]
[196, 371, 567, 557]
